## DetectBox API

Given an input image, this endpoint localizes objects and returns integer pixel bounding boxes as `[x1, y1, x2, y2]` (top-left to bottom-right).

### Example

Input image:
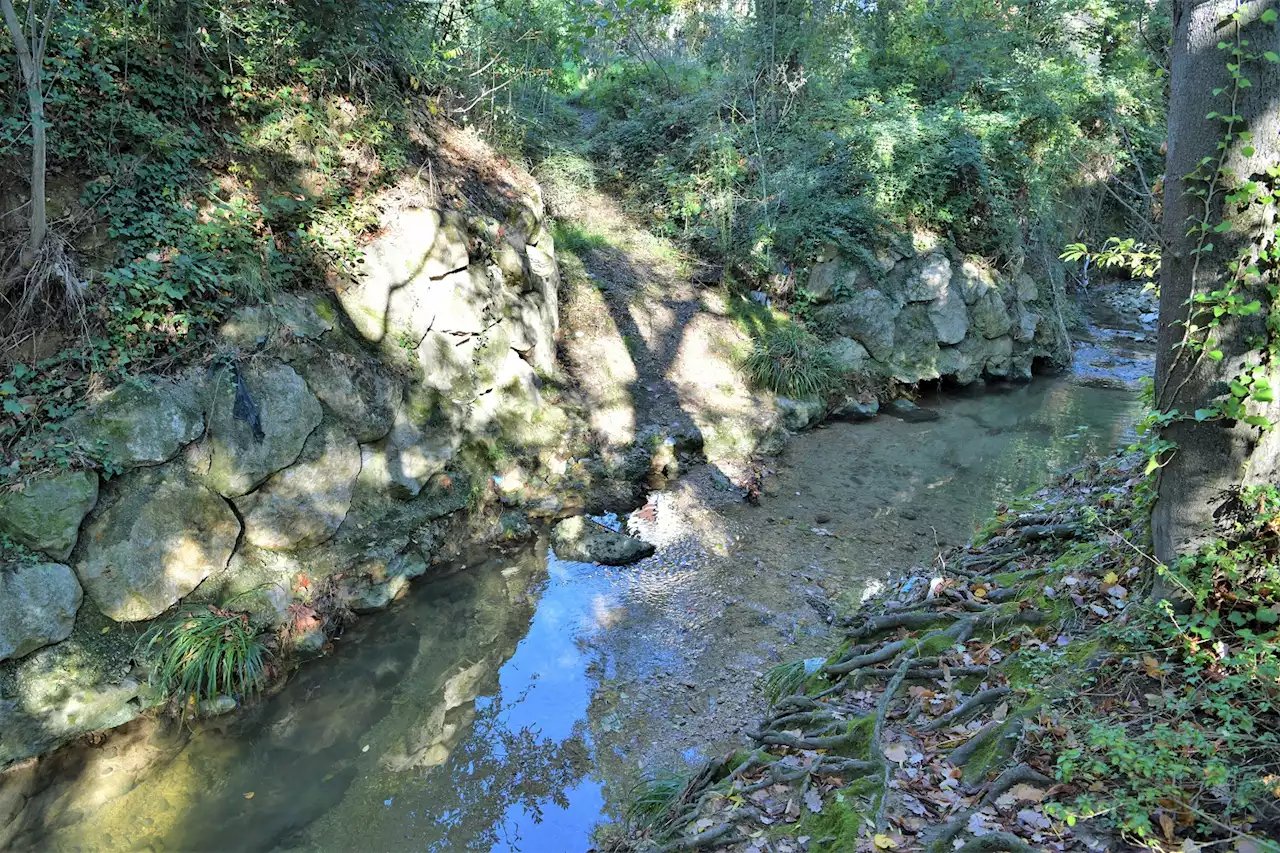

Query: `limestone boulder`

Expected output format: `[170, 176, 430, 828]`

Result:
[0, 562, 82, 662]
[827, 336, 871, 375]
[970, 288, 1013, 339]
[337, 208, 472, 343]
[807, 258, 871, 303]
[776, 397, 825, 432]
[956, 259, 998, 305]
[0, 641, 162, 766]
[906, 254, 952, 302]
[235, 420, 362, 551]
[75, 463, 241, 622]
[219, 293, 334, 348]
[816, 289, 901, 362]
[192, 363, 322, 498]
[831, 397, 879, 420]
[64, 379, 205, 470]
[888, 304, 942, 383]
[525, 243, 560, 307]
[1012, 303, 1041, 344]
[292, 349, 396, 443]
[983, 336, 1016, 377]
[551, 516, 655, 566]
[358, 409, 461, 500]
[1014, 273, 1039, 303]
[0, 470, 98, 560]
[938, 345, 982, 385]
[928, 282, 969, 345]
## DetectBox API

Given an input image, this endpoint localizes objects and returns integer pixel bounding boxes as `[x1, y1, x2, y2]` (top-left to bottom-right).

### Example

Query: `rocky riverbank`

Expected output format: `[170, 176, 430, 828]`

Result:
[601, 455, 1155, 853]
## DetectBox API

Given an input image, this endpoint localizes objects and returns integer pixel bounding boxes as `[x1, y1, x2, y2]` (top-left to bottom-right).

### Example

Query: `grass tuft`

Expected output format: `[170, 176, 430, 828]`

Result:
[626, 770, 686, 830]
[761, 657, 825, 707]
[742, 323, 838, 399]
[140, 605, 269, 705]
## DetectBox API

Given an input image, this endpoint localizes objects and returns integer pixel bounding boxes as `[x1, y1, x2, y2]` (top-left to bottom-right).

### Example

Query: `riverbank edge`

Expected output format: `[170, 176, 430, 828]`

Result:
[602, 451, 1278, 853]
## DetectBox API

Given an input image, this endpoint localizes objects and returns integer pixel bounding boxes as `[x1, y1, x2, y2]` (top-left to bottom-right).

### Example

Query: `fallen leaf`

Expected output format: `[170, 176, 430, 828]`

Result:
[804, 788, 823, 813]
[1159, 812, 1176, 842]
[884, 743, 910, 763]
[873, 833, 895, 849]
[1009, 783, 1048, 803]
[244, 792, 255, 799]
[1142, 655, 1165, 679]
[992, 701, 1009, 722]
[1017, 809, 1052, 830]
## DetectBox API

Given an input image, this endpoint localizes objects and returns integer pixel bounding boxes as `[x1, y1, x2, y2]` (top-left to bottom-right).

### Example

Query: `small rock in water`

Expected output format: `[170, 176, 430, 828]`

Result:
[551, 516, 656, 565]
[815, 512, 832, 524]
[885, 399, 941, 423]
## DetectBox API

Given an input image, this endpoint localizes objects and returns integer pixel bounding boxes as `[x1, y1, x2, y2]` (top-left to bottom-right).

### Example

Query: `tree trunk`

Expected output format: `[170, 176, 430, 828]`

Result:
[1153, 0, 1280, 564]
[1, 0, 48, 269]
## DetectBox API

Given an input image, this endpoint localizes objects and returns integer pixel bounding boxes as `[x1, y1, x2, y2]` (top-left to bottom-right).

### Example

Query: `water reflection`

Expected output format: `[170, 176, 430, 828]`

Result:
[4, 378, 1144, 853]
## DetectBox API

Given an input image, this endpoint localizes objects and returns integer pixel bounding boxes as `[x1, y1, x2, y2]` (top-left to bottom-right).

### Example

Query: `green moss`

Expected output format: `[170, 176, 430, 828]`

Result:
[843, 713, 876, 759]
[788, 774, 883, 851]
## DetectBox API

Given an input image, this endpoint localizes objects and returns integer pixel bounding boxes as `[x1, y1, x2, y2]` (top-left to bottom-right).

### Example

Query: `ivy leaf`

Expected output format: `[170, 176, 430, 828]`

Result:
[1209, 349, 1224, 360]
[1263, 8, 1278, 22]
[1194, 409, 1217, 421]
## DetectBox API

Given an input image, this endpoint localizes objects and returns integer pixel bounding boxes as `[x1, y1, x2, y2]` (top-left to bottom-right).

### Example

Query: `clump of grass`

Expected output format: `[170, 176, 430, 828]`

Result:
[140, 606, 269, 705]
[761, 657, 825, 707]
[626, 771, 687, 830]
[742, 323, 838, 399]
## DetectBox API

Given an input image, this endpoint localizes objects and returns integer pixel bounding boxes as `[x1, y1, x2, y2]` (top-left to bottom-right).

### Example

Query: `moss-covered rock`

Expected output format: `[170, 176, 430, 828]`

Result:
[0, 562, 82, 663]
[63, 378, 206, 470]
[0, 470, 98, 560]
[74, 462, 241, 622]
[187, 362, 322, 498]
[551, 516, 655, 566]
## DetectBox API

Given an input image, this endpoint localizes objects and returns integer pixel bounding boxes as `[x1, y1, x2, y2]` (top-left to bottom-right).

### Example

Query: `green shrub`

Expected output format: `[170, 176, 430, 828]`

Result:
[140, 606, 269, 705]
[742, 323, 837, 399]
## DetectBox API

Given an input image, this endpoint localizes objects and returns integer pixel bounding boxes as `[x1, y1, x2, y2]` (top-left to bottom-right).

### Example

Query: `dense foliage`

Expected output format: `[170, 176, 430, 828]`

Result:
[0, 0, 584, 477]
[573, 0, 1168, 280]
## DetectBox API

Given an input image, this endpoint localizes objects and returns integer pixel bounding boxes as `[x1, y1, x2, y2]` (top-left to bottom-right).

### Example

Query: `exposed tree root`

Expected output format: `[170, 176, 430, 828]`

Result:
[657, 821, 744, 852]
[979, 764, 1054, 808]
[846, 612, 947, 641]
[922, 687, 1011, 732]
[824, 640, 909, 675]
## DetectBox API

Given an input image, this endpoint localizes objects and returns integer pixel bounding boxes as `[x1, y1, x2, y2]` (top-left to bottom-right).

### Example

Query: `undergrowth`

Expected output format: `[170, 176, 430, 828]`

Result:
[741, 322, 838, 399]
[139, 606, 270, 707]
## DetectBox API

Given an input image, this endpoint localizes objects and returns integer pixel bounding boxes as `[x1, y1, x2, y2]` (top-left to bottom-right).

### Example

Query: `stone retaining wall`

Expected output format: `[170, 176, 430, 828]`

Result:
[0, 193, 570, 768]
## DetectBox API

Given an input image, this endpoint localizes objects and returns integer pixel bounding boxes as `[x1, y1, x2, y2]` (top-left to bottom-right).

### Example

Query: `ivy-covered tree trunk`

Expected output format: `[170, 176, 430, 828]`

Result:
[1153, 0, 1280, 565]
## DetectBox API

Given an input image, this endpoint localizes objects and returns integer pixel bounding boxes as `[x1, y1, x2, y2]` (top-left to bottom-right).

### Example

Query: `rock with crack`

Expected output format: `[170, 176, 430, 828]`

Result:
[357, 408, 460, 500]
[290, 347, 396, 443]
[551, 516, 655, 566]
[816, 289, 901, 362]
[0, 470, 98, 561]
[189, 362, 322, 498]
[0, 561, 82, 662]
[235, 419, 362, 550]
[337, 207, 473, 343]
[74, 461, 241, 622]
[63, 378, 205, 469]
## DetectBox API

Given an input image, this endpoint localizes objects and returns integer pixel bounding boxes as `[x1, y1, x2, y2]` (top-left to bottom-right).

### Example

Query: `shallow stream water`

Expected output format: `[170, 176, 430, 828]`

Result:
[4, 362, 1146, 852]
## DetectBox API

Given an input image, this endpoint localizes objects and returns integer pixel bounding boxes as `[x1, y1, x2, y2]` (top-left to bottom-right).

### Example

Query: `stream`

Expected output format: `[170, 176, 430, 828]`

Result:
[3, 338, 1147, 852]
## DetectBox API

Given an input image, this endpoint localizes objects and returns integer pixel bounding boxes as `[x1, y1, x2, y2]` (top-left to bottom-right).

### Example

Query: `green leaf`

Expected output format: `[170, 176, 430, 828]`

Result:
[1209, 350, 1225, 361]
[1263, 8, 1278, 22]
[1194, 408, 1217, 421]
